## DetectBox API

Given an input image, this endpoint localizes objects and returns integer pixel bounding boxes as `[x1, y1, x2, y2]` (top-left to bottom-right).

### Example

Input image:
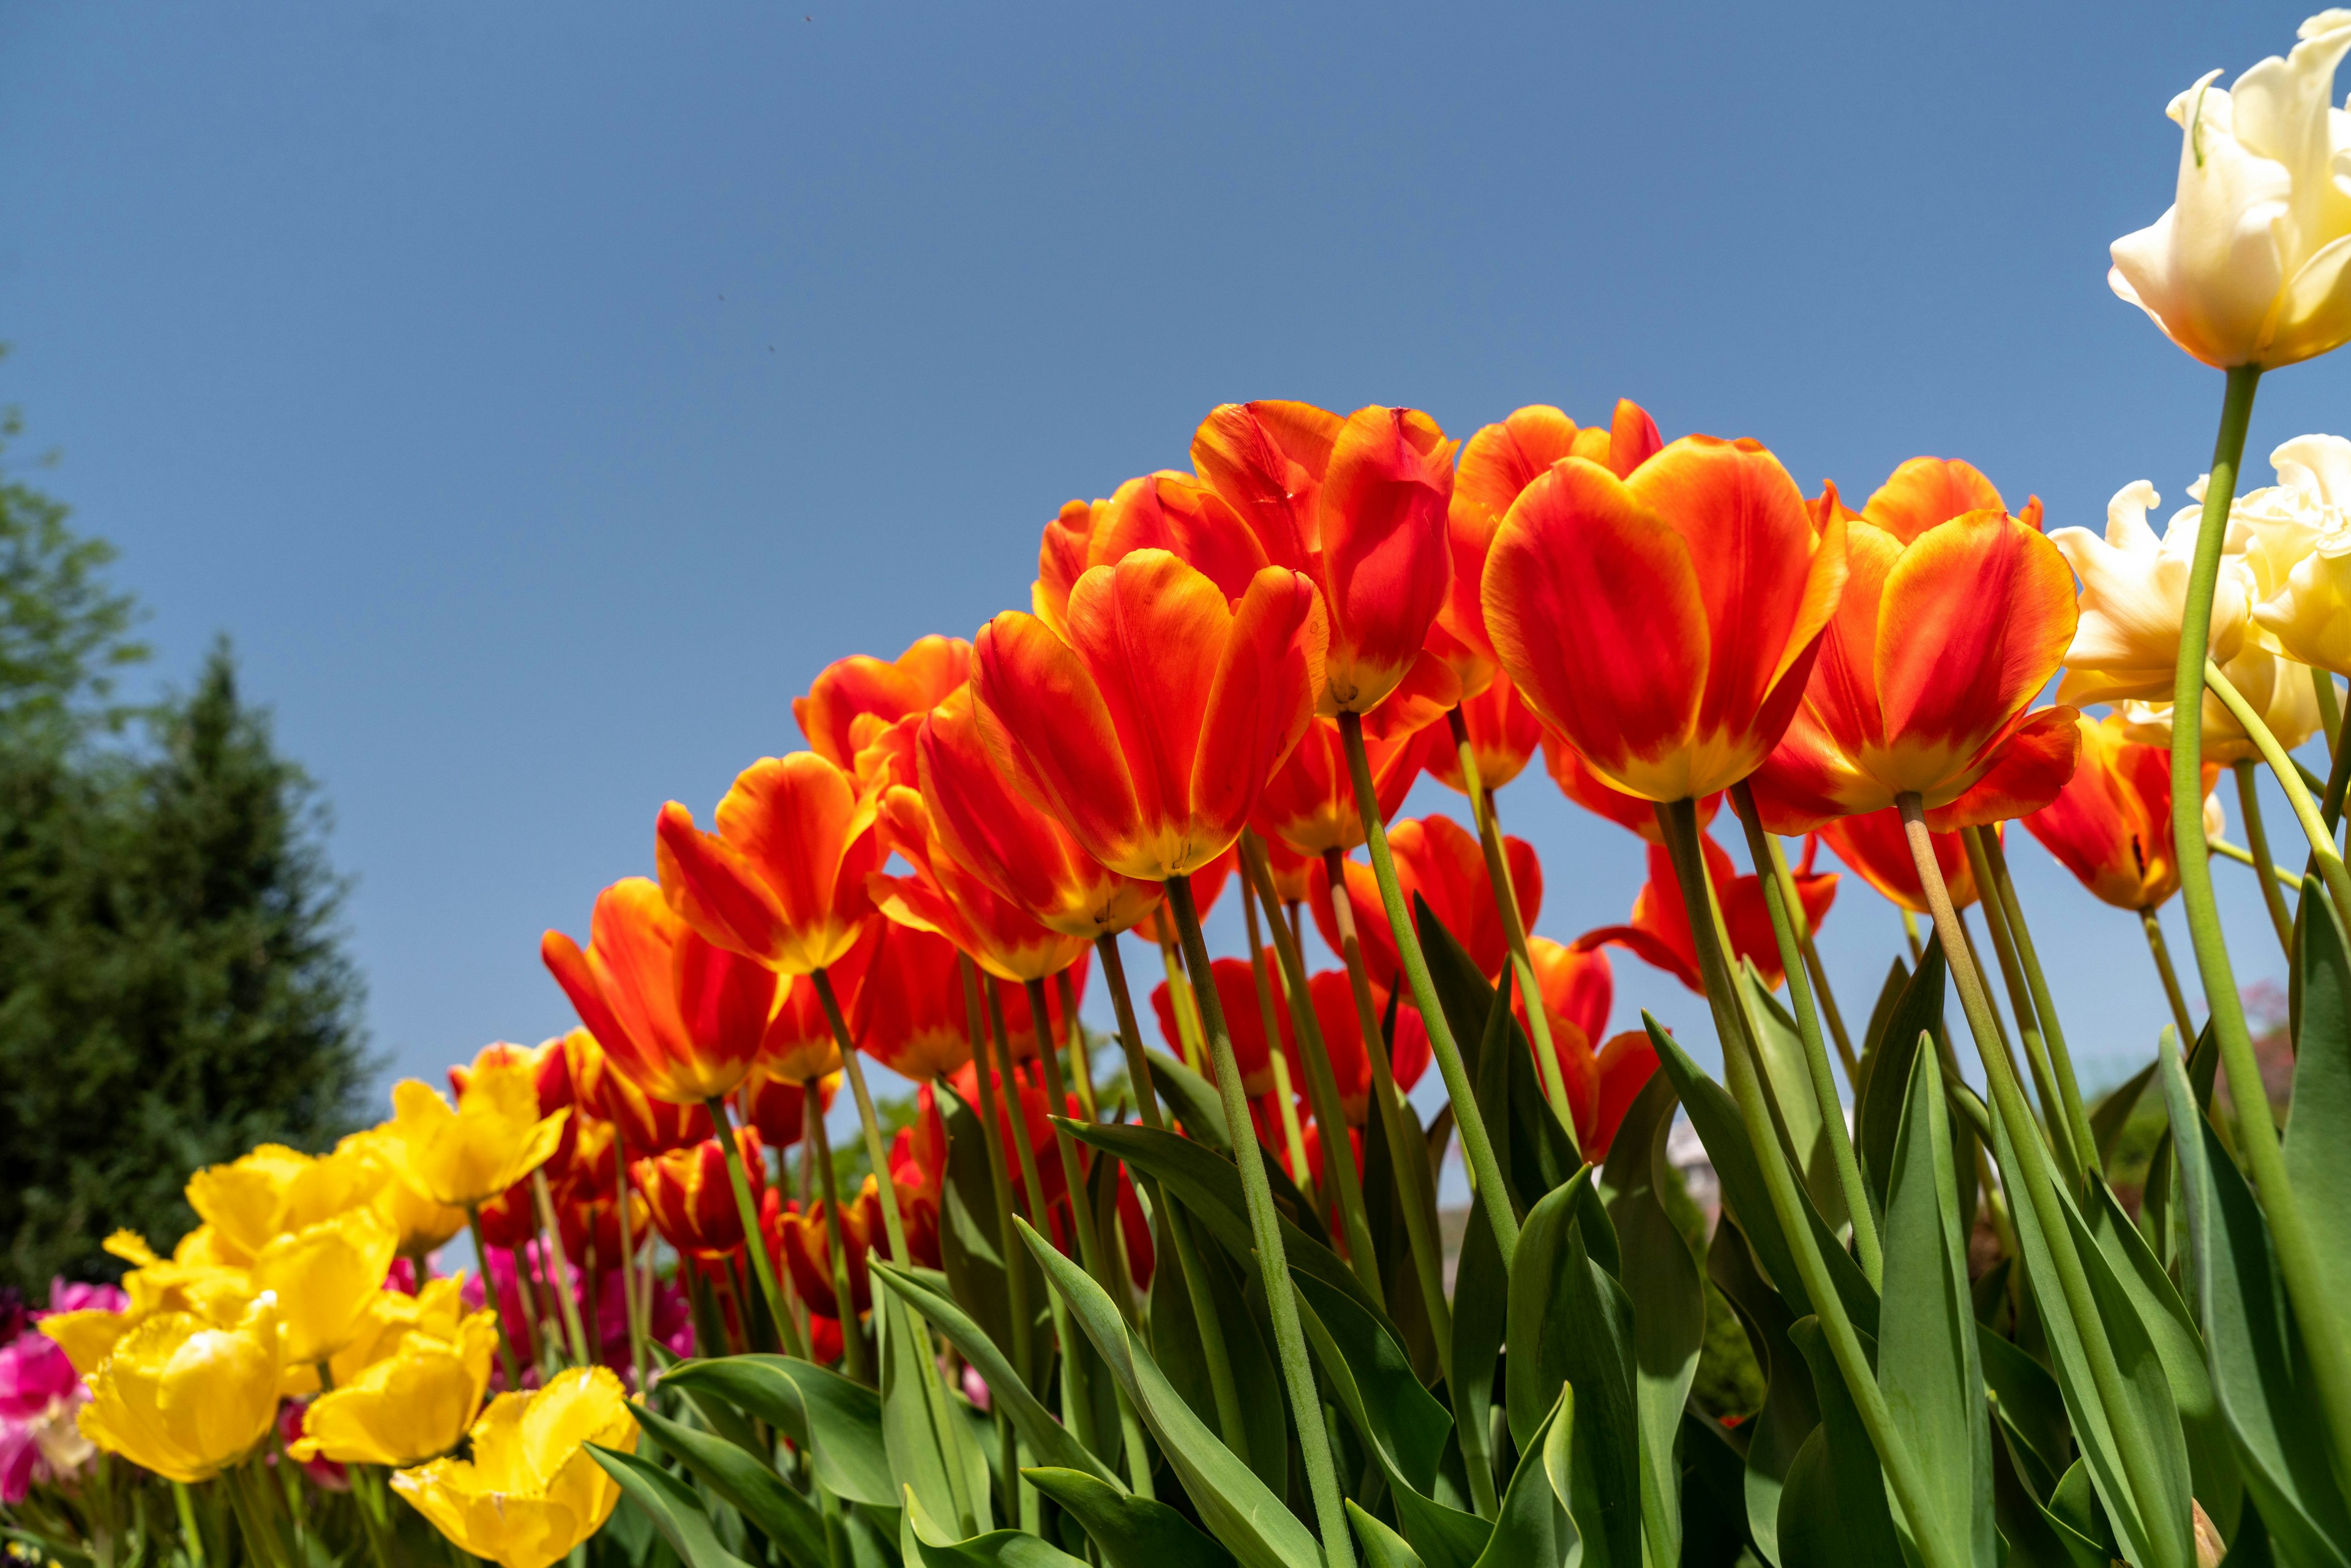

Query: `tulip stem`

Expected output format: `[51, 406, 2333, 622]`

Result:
[1761, 832, 1859, 1079]
[1900, 793, 2187, 1568]
[2209, 662, 2351, 934]
[2140, 910, 2199, 1051]
[1322, 844, 1453, 1360]
[1167, 872, 1356, 1568]
[1056, 970, 1095, 1120]
[1093, 935, 1163, 1132]
[465, 1207, 520, 1390]
[702, 1097, 805, 1364]
[612, 1135, 648, 1392]
[1155, 929, 1207, 1075]
[2320, 697, 2351, 833]
[1237, 834, 1385, 1310]
[798, 1087, 869, 1382]
[1729, 784, 1880, 1284]
[2233, 758, 2299, 956]
[1339, 711, 1519, 1267]
[2207, 833, 2301, 888]
[506, 1244, 547, 1371]
[1981, 827, 2102, 1181]
[2316, 664, 2344, 758]
[1655, 795, 1960, 1568]
[1449, 708, 1578, 1137]
[531, 1171, 593, 1366]
[1959, 831, 2088, 1190]
[1240, 869, 1316, 1197]
[959, 958, 1032, 1525]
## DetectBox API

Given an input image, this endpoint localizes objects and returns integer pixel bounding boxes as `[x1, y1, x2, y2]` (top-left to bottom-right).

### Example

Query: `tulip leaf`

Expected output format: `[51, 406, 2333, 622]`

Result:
[1856, 943, 1946, 1217]
[1505, 1171, 1638, 1568]
[2287, 876, 2351, 1327]
[627, 1400, 831, 1568]
[1155, 1203, 1287, 1500]
[1346, 1501, 1430, 1568]
[871, 1261, 1119, 1491]
[1471, 1387, 1579, 1568]
[1447, 1171, 1509, 1510]
[1741, 964, 1846, 1232]
[1978, 1329, 2069, 1495]
[2087, 1056, 2159, 1174]
[1680, 1409, 1755, 1566]
[588, 1442, 757, 1568]
[1291, 1266, 1450, 1493]
[1772, 1319, 1903, 1568]
[1646, 1017, 1878, 1337]
[901, 1485, 1089, 1567]
[661, 1355, 896, 1510]
[937, 1082, 1053, 1376]
[1021, 1467, 1238, 1568]
[1068, 1120, 1380, 1332]
[1600, 1068, 1704, 1568]
[2159, 1041, 2351, 1568]
[1858, 955, 1913, 1076]
[1016, 1217, 1324, 1568]
[1144, 1048, 1231, 1154]
[879, 1292, 981, 1535]
[1706, 1214, 1818, 1566]
[1877, 1038, 1993, 1568]
[1987, 1098, 2193, 1568]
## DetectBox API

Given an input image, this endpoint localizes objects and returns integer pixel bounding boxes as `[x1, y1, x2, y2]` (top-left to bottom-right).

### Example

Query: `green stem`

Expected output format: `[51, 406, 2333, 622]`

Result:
[1730, 784, 1880, 1282]
[1763, 831, 1860, 1081]
[2321, 696, 2351, 833]
[1157, 929, 1207, 1074]
[1900, 795, 2186, 1568]
[2233, 758, 2298, 956]
[507, 1242, 547, 1371]
[2207, 833, 2301, 889]
[2141, 910, 2199, 1052]
[1959, 831, 2086, 1189]
[2315, 664, 2343, 757]
[703, 1097, 800, 1358]
[612, 1131, 651, 1389]
[1654, 797, 1961, 1568]
[1449, 708, 1578, 1135]
[1322, 844, 1453, 1363]
[530, 1169, 592, 1365]
[1337, 710, 1519, 1265]
[1057, 969, 1095, 1119]
[1240, 870, 1316, 1194]
[800, 1082, 871, 1384]
[1166, 873, 1355, 1568]
[1976, 827, 2102, 1184]
[465, 1207, 520, 1390]
[959, 959, 1031, 1524]
[1237, 834, 1385, 1308]
[2207, 661, 2351, 934]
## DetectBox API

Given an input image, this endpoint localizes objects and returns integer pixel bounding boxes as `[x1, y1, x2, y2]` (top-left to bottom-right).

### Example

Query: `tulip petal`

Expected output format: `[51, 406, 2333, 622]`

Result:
[654, 803, 790, 964]
[1191, 566, 1327, 874]
[1926, 706, 2083, 830]
[1445, 407, 1583, 663]
[1092, 473, 1271, 606]
[1861, 457, 2006, 543]
[1191, 400, 1345, 568]
[973, 609, 1147, 873]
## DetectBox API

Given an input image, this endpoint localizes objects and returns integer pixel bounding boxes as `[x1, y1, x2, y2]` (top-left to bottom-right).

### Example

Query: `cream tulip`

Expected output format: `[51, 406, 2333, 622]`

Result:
[2110, 12, 2351, 369]
[2121, 643, 2323, 763]
[2053, 479, 2257, 702]
[2243, 433, 2351, 672]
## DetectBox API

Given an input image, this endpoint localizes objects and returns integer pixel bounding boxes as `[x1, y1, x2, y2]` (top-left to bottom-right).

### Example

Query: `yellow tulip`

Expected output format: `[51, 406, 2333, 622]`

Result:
[251, 1208, 400, 1367]
[40, 1309, 133, 1376]
[2110, 13, 2351, 370]
[339, 1127, 468, 1256]
[105, 1229, 257, 1329]
[2121, 642, 2323, 763]
[292, 1310, 499, 1467]
[392, 1367, 637, 1568]
[2052, 479, 2257, 705]
[329, 1275, 472, 1385]
[185, 1143, 382, 1266]
[379, 1062, 569, 1210]
[76, 1299, 283, 1484]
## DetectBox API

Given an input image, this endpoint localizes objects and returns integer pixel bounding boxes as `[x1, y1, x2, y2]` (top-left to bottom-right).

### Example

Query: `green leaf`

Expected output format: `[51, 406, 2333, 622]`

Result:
[2287, 876, 2351, 1326]
[1471, 1387, 1579, 1568]
[661, 1356, 898, 1510]
[1291, 1268, 1451, 1493]
[1876, 1040, 1993, 1568]
[1742, 964, 1847, 1232]
[1646, 1017, 1878, 1336]
[1146, 1048, 1232, 1153]
[880, 1294, 978, 1534]
[2087, 1057, 2158, 1173]
[901, 1486, 1089, 1567]
[1773, 1319, 1903, 1568]
[1979, 1329, 2068, 1496]
[628, 1400, 830, 1568]
[1987, 1100, 2193, 1568]
[936, 1082, 1052, 1376]
[872, 1261, 1120, 1490]
[1856, 943, 1946, 1217]
[1858, 955, 1913, 1069]
[1505, 1175, 1638, 1568]
[1601, 1068, 1704, 1568]
[1017, 1217, 1324, 1568]
[1447, 1174, 1509, 1509]
[1346, 1502, 1430, 1568]
[1415, 894, 1580, 1204]
[2160, 1043, 2351, 1568]
[1708, 1215, 1818, 1566]
[1022, 1468, 1238, 1568]
[587, 1442, 757, 1568]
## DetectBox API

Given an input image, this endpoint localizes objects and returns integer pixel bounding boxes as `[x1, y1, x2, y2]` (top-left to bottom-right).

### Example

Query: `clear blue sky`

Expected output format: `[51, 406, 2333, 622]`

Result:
[0, 1, 2336, 1114]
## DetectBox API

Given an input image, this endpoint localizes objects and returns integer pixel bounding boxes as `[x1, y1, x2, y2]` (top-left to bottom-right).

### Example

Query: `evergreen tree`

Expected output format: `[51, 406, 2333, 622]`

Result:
[0, 403, 372, 1289]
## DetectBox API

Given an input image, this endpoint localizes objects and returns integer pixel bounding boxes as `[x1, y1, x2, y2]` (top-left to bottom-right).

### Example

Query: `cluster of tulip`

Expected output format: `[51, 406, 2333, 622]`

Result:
[17, 12, 2351, 1568]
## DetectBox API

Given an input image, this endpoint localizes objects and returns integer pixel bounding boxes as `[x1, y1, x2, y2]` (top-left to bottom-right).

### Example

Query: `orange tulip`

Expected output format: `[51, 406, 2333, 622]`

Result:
[885, 1088, 947, 1270]
[2022, 714, 2213, 911]
[1501, 937, 1653, 1155]
[849, 920, 974, 1082]
[1747, 464, 2079, 832]
[1442, 400, 1662, 670]
[871, 778, 1090, 983]
[972, 549, 1326, 880]
[1253, 717, 1434, 861]
[1034, 498, 1102, 631]
[1192, 402, 1457, 716]
[1818, 808, 1980, 914]
[656, 751, 882, 976]
[1273, 970, 1430, 1128]
[793, 636, 971, 779]
[1539, 721, 1722, 844]
[1428, 670, 1542, 795]
[555, 1138, 646, 1268]
[1521, 937, 1611, 1048]
[1578, 835, 1837, 994]
[1484, 435, 1849, 803]
[1152, 958, 1277, 1095]
[738, 1068, 836, 1149]
[1260, 834, 1312, 905]
[1031, 471, 1273, 634]
[947, 1058, 1071, 1212]
[1580, 1033, 1662, 1161]
[564, 1029, 712, 1157]
[759, 928, 879, 1085]
[631, 1127, 762, 1261]
[1310, 814, 1541, 990]
[917, 689, 1162, 940]
[989, 961, 1089, 1060]
[768, 1185, 884, 1318]
[543, 879, 779, 1105]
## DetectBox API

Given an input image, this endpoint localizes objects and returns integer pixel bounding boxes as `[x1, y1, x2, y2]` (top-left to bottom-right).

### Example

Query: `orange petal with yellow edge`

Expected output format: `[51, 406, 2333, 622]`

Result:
[1862, 457, 2005, 544]
[1925, 707, 2082, 830]
[972, 608, 1147, 876]
[1191, 400, 1344, 568]
[1445, 406, 1583, 663]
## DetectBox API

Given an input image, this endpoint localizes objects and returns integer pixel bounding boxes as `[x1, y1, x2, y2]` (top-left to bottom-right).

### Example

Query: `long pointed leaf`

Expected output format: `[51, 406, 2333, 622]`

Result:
[1601, 1069, 1703, 1567]
[1022, 1468, 1237, 1568]
[588, 1442, 757, 1568]
[629, 1399, 830, 1568]
[661, 1356, 897, 1509]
